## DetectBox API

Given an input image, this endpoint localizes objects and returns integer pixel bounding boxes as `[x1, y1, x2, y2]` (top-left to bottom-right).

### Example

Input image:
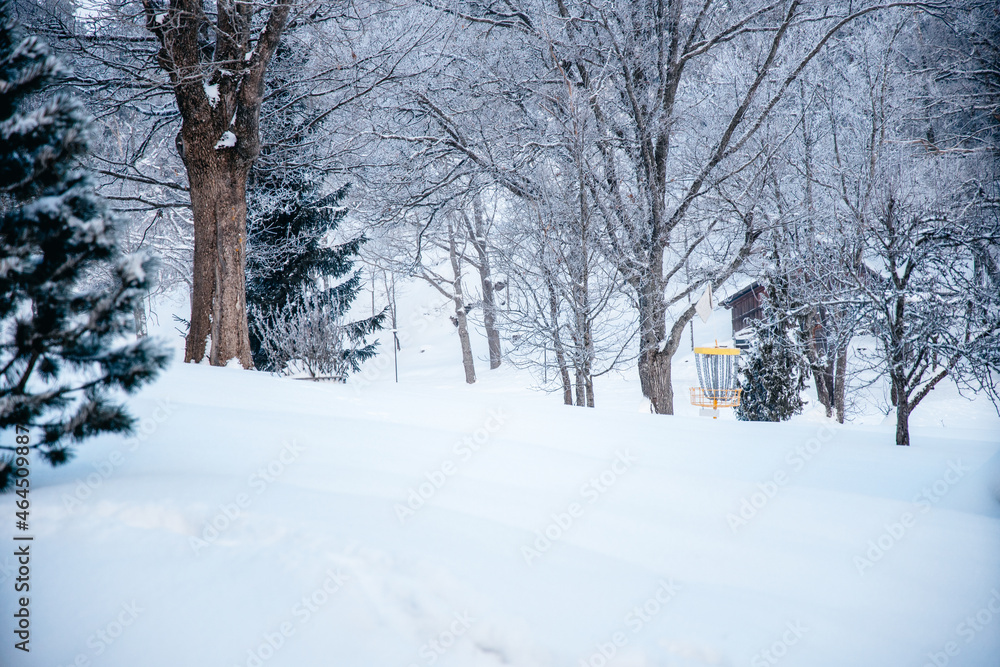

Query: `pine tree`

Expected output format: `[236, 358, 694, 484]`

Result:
[246, 182, 385, 374]
[0, 2, 170, 490]
[735, 285, 805, 422]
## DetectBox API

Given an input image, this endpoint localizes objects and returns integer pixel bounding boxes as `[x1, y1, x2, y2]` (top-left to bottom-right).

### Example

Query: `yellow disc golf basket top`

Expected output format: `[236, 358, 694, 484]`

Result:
[689, 344, 742, 418]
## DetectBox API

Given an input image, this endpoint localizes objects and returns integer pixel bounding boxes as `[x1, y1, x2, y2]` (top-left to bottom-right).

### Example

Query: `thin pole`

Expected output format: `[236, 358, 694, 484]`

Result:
[685, 226, 694, 351]
[390, 276, 399, 383]
[392, 329, 399, 383]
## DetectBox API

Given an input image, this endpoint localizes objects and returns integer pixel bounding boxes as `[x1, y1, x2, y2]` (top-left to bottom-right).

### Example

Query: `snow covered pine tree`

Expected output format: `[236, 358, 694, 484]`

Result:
[246, 183, 384, 376]
[735, 286, 804, 422]
[0, 3, 169, 490]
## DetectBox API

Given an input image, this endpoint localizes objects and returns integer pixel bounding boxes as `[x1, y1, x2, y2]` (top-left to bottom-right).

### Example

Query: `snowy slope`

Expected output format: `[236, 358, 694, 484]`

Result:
[2, 283, 999, 667]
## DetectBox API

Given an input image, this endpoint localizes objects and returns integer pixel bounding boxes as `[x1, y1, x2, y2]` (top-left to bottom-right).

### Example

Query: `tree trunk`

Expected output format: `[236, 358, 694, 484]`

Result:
[185, 181, 216, 363]
[804, 308, 834, 417]
[185, 165, 253, 368]
[210, 175, 252, 367]
[481, 273, 502, 369]
[555, 346, 572, 405]
[819, 360, 835, 418]
[555, 348, 573, 405]
[834, 345, 847, 424]
[448, 221, 476, 384]
[454, 298, 476, 385]
[574, 361, 586, 407]
[639, 264, 697, 415]
[544, 272, 573, 405]
[895, 400, 910, 447]
[581, 306, 595, 408]
[470, 199, 502, 369]
[574, 160, 594, 408]
[133, 298, 147, 338]
[637, 251, 667, 409]
[647, 350, 674, 415]
[572, 284, 594, 408]
[813, 369, 831, 415]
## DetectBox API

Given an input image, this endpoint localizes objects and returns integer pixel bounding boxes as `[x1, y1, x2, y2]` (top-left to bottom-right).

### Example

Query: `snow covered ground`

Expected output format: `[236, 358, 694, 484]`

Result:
[3, 283, 999, 667]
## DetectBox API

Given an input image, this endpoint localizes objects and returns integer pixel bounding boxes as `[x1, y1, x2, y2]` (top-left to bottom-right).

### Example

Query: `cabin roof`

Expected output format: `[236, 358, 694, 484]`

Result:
[720, 282, 762, 309]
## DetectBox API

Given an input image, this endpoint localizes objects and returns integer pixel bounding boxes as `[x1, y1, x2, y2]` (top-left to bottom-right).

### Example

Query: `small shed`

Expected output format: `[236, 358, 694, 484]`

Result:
[721, 282, 766, 343]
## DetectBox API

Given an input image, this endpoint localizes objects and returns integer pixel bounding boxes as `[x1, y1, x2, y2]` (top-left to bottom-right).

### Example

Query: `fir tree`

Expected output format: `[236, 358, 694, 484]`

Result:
[246, 183, 384, 374]
[735, 284, 805, 422]
[0, 3, 170, 490]
[244, 38, 383, 376]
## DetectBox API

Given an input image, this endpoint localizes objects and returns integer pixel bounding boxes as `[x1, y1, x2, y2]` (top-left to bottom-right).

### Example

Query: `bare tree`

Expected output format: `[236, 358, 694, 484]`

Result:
[415, 215, 478, 384]
[463, 197, 502, 369]
[780, 4, 1000, 441]
[250, 293, 369, 379]
[496, 174, 634, 407]
[412, 0, 929, 413]
[843, 166, 999, 445]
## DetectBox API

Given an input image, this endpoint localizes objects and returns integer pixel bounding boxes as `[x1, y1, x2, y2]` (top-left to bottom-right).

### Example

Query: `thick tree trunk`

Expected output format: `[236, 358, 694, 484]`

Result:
[647, 351, 674, 415]
[639, 254, 699, 415]
[637, 253, 667, 409]
[185, 165, 253, 368]
[210, 175, 252, 367]
[185, 183, 216, 363]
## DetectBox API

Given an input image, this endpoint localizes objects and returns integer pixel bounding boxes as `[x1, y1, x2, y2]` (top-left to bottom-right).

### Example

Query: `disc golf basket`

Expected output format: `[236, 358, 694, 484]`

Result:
[689, 344, 742, 418]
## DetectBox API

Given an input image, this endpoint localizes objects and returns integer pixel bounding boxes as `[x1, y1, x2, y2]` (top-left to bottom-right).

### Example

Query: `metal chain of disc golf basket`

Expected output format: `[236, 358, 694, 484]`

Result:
[696, 353, 737, 399]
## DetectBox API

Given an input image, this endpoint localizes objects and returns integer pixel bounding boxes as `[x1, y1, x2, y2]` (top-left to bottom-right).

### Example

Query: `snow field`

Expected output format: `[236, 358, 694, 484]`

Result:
[2, 283, 998, 667]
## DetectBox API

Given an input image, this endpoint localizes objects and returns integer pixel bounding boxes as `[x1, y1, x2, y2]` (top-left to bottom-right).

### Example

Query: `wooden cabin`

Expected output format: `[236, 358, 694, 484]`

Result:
[721, 282, 765, 347]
